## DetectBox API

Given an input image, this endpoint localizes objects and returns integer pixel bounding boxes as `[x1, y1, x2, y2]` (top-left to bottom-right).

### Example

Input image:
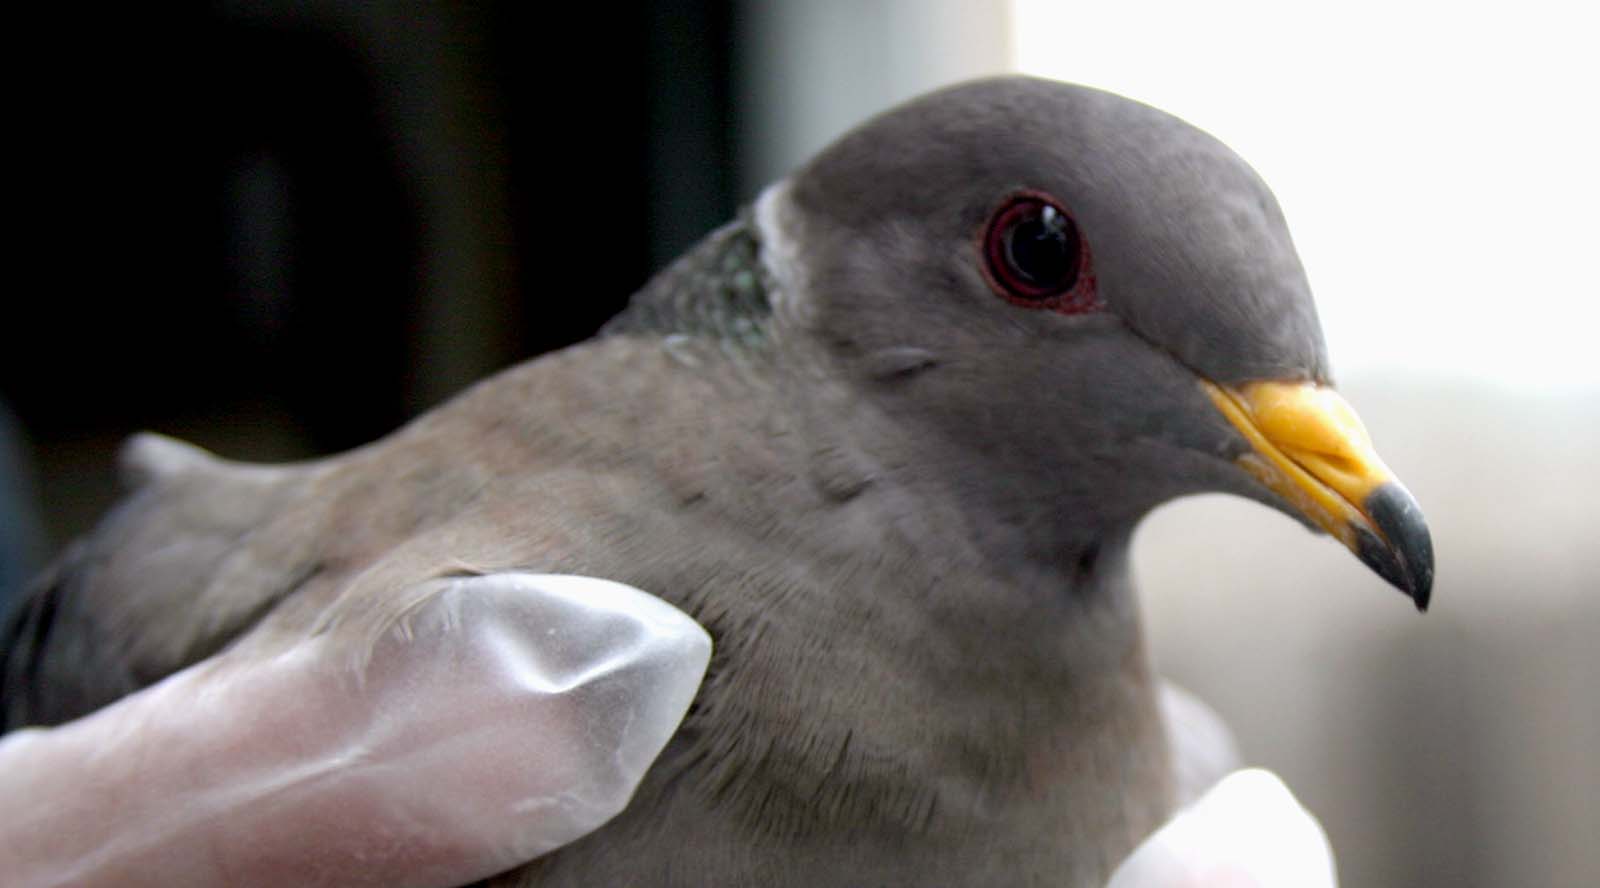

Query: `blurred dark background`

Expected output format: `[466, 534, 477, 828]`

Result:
[4, 2, 740, 558]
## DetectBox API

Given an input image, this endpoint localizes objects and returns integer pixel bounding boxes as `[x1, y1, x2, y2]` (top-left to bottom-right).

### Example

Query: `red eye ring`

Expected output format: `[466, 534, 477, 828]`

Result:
[979, 190, 1100, 315]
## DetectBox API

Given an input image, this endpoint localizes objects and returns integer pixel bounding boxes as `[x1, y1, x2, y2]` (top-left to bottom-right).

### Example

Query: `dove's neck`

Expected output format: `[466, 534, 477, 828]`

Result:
[555, 203, 1173, 865]
[493, 327, 1172, 872]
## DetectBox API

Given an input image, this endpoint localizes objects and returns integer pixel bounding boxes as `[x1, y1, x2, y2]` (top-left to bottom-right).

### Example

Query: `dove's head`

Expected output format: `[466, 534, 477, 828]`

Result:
[759, 76, 1431, 607]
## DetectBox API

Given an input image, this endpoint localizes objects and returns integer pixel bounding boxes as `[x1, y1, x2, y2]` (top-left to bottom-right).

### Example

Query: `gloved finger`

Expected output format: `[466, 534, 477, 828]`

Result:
[0, 574, 711, 888]
[1104, 768, 1337, 888]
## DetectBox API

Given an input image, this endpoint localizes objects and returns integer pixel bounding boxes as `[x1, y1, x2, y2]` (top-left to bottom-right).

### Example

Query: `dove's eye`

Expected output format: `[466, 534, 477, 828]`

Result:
[981, 192, 1099, 314]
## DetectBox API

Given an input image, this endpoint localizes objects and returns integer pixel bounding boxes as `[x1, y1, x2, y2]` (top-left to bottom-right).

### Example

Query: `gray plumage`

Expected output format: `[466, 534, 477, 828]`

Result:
[5, 77, 1350, 885]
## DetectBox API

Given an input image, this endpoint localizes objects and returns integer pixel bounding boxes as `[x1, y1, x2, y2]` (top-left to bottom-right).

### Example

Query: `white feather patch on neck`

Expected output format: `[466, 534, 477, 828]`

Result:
[752, 181, 816, 330]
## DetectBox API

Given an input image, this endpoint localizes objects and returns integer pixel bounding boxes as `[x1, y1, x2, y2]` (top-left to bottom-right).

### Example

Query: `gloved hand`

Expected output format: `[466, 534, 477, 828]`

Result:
[1107, 768, 1338, 887]
[0, 574, 711, 888]
[1, 573, 1333, 888]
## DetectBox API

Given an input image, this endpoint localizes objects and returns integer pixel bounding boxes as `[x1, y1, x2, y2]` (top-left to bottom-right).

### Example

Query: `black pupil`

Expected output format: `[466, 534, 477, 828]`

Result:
[1005, 205, 1079, 293]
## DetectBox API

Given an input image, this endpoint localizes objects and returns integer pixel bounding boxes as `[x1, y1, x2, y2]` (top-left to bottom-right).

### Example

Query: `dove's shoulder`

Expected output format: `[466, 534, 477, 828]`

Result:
[0, 330, 771, 731]
[1, 433, 336, 727]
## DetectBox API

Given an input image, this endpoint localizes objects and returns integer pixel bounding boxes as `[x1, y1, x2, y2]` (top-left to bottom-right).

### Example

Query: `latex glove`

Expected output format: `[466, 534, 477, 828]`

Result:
[0, 574, 711, 888]
[1106, 769, 1338, 888]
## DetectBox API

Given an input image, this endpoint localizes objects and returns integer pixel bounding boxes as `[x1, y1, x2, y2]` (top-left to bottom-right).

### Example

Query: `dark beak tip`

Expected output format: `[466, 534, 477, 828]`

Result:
[1411, 580, 1431, 612]
[1359, 483, 1435, 612]
[1410, 561, 1434, 612]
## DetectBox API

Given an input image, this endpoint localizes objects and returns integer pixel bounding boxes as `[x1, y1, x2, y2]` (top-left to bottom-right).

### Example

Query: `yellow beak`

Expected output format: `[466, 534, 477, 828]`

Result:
[1201, 380, 1434, 609]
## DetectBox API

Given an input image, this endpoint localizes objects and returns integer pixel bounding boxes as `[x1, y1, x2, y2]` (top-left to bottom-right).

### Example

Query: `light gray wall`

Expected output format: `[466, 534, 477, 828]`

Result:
[735, 0, 1012, 195]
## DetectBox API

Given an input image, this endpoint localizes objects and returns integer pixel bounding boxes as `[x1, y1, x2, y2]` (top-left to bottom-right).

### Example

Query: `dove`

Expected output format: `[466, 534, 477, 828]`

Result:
[2, 76, 1431, 886]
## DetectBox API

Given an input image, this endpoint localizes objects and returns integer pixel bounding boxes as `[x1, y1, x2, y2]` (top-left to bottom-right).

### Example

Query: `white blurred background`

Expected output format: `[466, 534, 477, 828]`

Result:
[743, 2, 1599, 885]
